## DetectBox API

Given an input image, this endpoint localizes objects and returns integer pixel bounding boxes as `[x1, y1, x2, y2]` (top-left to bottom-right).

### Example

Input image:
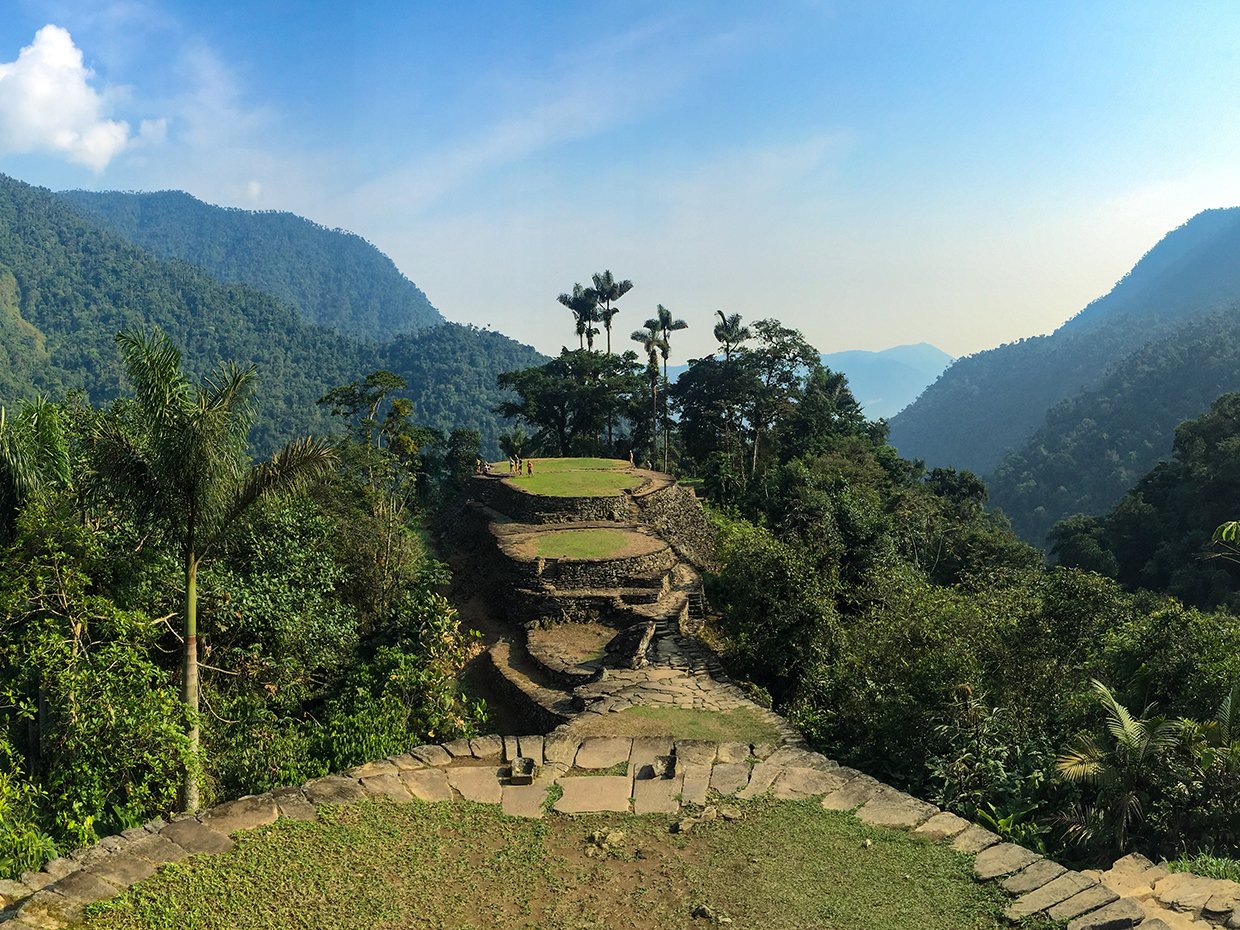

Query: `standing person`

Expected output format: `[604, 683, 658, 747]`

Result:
[527, 459, 534, 476]
[628, 449, 635, 467]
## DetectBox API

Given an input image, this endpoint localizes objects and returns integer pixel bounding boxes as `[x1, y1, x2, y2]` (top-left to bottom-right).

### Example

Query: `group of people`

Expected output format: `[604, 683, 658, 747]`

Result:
[474, 456, 534, 476]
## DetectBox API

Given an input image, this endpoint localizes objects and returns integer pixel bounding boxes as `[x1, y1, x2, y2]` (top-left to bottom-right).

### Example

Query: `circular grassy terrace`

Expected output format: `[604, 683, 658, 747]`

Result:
[494, 458, 646, 497]
[521, 527, 660, 561]
[82, 798, 1021, 930]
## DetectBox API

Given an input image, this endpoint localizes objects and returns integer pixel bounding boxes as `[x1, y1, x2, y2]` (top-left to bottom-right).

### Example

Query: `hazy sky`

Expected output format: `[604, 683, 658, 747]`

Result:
[3, 1, 1240, 362]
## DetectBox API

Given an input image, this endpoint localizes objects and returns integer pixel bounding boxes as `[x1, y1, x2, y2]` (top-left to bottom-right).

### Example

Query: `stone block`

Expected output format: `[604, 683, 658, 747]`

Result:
[633, 774, 682, 814]
[716, 741, 750, 764]
[973, 842, 1043, 881]
[123, 832, 189, 866]
[347, 759, 398, 778]
[387, 753, 427, 772]
[680, 763, 712, 806]
[771, 766, 849, 800]
[18, 888, 83, 928]
[517, 734, 545, 766]
[502, 784, 547, 819]
[574, 736, 633, 769]
[629, 736, 675, 779]
[1048, 885, 1120, 922]
[503, 735, 520, 762]
[736, 760, 784, 799]
[543, 732, 581, 766]
[950, 824, 1001, 854]
[200, 794, 279, 835]
[913, 811, 971, 842]
[272, 786, 319, 821]
[1002, 858, 1067, 896]
[470, 735, 504, 759]
[409, 744, 452, 767]
[159, 818, 235, 856]
[0, 877, 33, 907]
[448, 766, 503, 803]
[88, 854, 156, 889]
[360, 773, 413, 802]
[442, 738, 473, 758]
[47, 869, 118, 905]
[1006, 871, 1098, 921]
[19, 871, 54, 892]
[401, 768, 454, 802]
[40, 859, 76, 881]
[673, 739, 718, 766]
[553, 776, 631, 814]
[820, 775, 882, 811]
[855, 790, 938, 828]
[1066, 896, 1147, 930]
[303, 775, 367, 806]
[1154, 872, 1226, 912]
[709, 762, 751, 796]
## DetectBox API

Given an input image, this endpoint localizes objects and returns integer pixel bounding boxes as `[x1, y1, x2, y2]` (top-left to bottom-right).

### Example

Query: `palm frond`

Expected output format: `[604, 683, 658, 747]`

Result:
[115, 328, 193, 421]
[1057, 734, 1105, 782]
[221, 436, 338, 538]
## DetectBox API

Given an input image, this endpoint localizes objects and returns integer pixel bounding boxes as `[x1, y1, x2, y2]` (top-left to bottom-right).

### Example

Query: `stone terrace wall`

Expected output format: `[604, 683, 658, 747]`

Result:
[472, 477, 628, 524]
[500, 544, 677, 590]
[634, 484, 720, 571]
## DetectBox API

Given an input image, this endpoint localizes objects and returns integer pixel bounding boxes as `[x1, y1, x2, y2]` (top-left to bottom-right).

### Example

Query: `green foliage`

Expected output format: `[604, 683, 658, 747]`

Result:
[0, 738, 57, 879]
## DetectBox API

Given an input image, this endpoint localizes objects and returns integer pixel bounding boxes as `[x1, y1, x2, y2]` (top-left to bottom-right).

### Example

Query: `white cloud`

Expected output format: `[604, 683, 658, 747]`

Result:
[0, 24, 147, 171]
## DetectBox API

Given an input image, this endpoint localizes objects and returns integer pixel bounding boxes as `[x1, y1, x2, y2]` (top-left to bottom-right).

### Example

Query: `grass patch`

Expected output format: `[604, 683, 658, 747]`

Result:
[83, 798, 1032, 930]
[569, 705, 783, 744]
[507, 469, 644, 497]
[528, 528, 642, 560]
[1169, 852, 1240, 882]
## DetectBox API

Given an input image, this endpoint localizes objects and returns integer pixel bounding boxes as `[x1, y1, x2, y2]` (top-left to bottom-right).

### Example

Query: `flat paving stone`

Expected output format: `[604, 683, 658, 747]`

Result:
[736, 760, 784, 799]
[348, 759, 398, 778]
[1002, 858, 1068, 896]
[386, 753, 427, 772]
[360, 773, 413, 801]
[410, 744, 452, 767]
[709, 763, 751, 796]
[303, 775, 368, 806]
[159, 818, 235, 856]
[543, 733, 582, 766]
[950, 824, 1002, 854]
[88, 853, 156, 888]
[123, 832, 189, 866]
[501, 784, 547, 819]
[575, 737, 633, 769]
[517, 735, 545, 766]
[503, 735, 520, 762]
[771, 766, 849, 800]
[820, 775, 882, 811]
[272, 786, 319, 821]
[856, 789, 938, 828]
[1048, 885, 1120, 922]
[48, 869, 119, 905]
[1006, 872, 1098, 921]
[629, 736, 674, 779]
[401, 768, 454, 802]
[716, 742, 750, 764]
[554, 776, 632, 814]
[680, 763, 712, 806]
[442, 738, 473, 758]
[974, 842, 1043, 880]
[673, 739, 718, 766]
[913, 811, 971, 842]
[18, 889, 83, 926]
[470, 735, 504, 759]
[633, 775, 683, 814]
[1066, 898, 1147, 930]
[447, 766, 503, 803]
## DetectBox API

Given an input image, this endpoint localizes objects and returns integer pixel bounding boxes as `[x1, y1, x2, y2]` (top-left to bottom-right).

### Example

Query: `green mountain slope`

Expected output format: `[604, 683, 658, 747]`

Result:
[58, 189, 442, 341]
[889, 208, 1240, 474]
[0, 173, 543, 453]
[820, 343, 952, 420]
[988, 308, 1240, 543]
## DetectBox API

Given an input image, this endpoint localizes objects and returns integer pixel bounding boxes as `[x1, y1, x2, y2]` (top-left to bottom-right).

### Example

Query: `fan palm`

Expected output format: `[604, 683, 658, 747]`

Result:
[0, 398, 70, 544]
[1056, 679, 1183, 854]
[713, 310, 751, 361]
[557, 284, 600, 351]
[95, 328, 338, 811]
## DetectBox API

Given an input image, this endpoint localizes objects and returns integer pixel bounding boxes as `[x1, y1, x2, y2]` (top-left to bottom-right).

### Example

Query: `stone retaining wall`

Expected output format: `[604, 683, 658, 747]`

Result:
[501, 546, 676, 590]
[472, 477, 629, 523]
[634, 483, 720, 571]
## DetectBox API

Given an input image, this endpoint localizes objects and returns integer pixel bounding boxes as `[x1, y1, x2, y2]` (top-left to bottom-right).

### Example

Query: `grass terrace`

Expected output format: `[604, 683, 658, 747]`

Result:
[82, 798, 1038, 930]
[524, 528, 660, 560]
[496, 457, 646, 497]
[568, 705, 784, 744]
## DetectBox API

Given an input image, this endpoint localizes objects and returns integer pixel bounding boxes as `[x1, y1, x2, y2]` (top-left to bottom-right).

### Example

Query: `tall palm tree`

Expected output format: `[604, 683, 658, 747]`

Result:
[591, 270, 633, 356]
[631, 322, 666, 468]
[0, 398, 70, 544]
[557, 284, 600, 351]
[713, 310, 751, 362]
[95, 328, 338, 811]
[654, 305, 687, 471]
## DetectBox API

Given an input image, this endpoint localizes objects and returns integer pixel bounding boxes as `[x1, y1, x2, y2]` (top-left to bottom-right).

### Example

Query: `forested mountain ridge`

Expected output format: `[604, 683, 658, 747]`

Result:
[889, 208, 1240, 474]
[59, 188, 443, 341]
[0, 172, 544, 453]
[820, 343, 952, 419]
[989, 308, 1240, 544]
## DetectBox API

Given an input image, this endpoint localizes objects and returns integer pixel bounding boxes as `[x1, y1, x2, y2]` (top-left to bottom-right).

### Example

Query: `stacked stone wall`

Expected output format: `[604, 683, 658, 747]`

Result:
[635, 484, 719, 571]
[505, 547, 676, 589]
[472, 477, 628, 523]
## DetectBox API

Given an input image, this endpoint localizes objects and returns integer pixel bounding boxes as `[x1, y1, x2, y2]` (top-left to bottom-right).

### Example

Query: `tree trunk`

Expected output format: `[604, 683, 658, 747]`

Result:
[662, 359, 670, 473]
[651, 381, 658, 467]
[182, 555, 201, 812]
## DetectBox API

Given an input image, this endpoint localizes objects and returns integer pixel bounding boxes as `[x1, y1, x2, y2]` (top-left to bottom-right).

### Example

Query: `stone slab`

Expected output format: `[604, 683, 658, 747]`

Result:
[716, 742, 750, 764]
[442, 738, 473, 758]
[448, 766, 503, 803]
[18, 889, 83, 927]
[709, 763, 751, 796]
[48, 869, 118, 905]
[673, 739, 718, 766]
[1003, 858, 1068, 896]
[1048, 885, 1120, 922]
[401, 768, 454, 802]
[973, 842, 1043, 881]
[1066, 896, 1147, 930]
[517, 734, 545, 766]
[575, 737, 633, 769]
[123, 832, 189, 866]
[553, 776, 632, 814]
[543, 733, 582, 766]
[503, 735, 520, 762]
[1006, 872, 1098, 920]
[950, 824, 1002, 854]
[409, 744, 452, 767]
[914, 811, 971, 842]
[856, 790, 938, 828]
[771, 766, 848, 800]
[737, 760, 784, 799]
[348, 759, 398, 778]
[360, 773, 413, 802]
[633, 774, 683, 814]
[470, 735, 504, 759]
[680, 763, 712, 806]
[501, 784, 547, 819]
[820, 775, 882, 811]
[303, 775, 368, 806]
[272, 786, 319, 821]
[1154, 873, 1229, 912]
[629, 736, 674, 779]
[159, 818, 235, 856]
[387, 753, 427, 772]
[88, 854, 156, 888]
[200, 794, 280, 835]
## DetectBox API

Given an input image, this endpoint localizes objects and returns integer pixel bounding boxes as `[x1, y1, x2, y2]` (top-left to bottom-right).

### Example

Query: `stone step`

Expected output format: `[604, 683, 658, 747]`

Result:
[484, 642, 576, 729]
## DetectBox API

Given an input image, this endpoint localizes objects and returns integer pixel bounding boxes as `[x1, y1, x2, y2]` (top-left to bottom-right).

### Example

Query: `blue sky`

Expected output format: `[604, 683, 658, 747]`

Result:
[3, 1, 1240, 362]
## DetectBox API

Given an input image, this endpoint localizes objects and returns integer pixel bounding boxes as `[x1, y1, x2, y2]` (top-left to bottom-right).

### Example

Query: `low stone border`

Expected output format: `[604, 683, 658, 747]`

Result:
[5, 733, 1234, 929]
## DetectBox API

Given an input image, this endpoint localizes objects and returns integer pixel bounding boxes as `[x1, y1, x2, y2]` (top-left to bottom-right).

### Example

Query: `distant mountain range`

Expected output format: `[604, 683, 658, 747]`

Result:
[0, 174, 544, 453]
[889, 207, 1240, 543]
[668, 342, 952, 421]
